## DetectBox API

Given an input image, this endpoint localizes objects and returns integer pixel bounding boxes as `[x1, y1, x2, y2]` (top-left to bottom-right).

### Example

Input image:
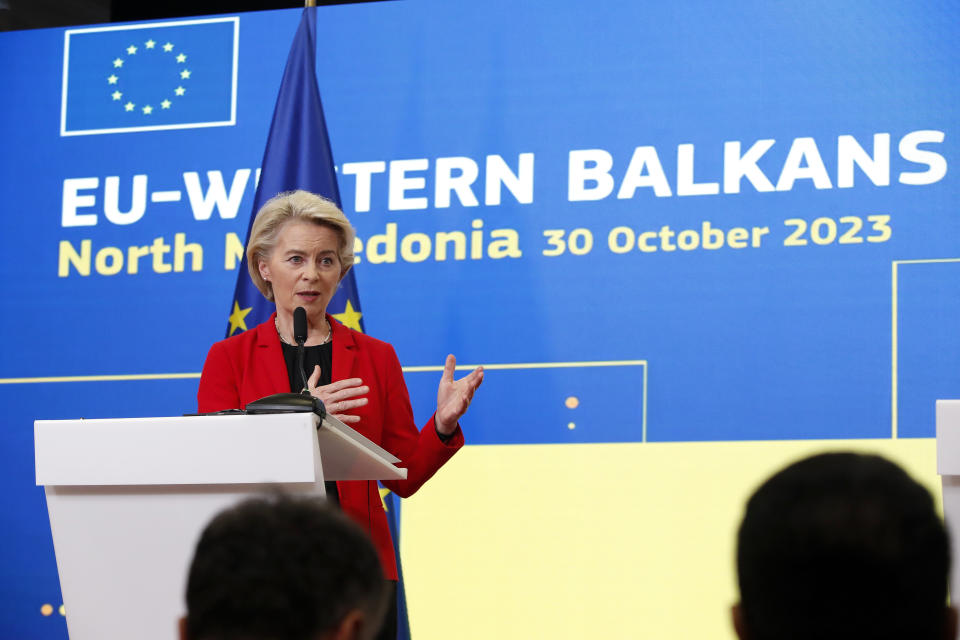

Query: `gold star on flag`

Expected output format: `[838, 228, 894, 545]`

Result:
[378, 487, 392, 512]
[142, 105, 153, 114]
[176, 53, 187, 63]
[174, 86, 186, 96]
[113, 58, 124, 68]
[112, 91, 122, 100]
[107, 74, 118, 84]
[180, 69, 191, 79]
[163, 42, 174, 52]
[124, 102, 135, 111]
[333, 300, 363, 332]
[161, 99, 171, 109]
[126, 45, 137, 55]
[145, 39, 156, 49]
[228, 301, 253, 335]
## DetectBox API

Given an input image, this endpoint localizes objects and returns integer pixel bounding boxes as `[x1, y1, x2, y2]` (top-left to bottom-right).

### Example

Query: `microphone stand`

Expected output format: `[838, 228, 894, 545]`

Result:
[296, 337, 310, 395]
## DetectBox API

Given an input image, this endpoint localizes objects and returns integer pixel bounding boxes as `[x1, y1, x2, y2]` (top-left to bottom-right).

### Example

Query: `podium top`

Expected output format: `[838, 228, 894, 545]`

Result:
[35, 413, 406, 486]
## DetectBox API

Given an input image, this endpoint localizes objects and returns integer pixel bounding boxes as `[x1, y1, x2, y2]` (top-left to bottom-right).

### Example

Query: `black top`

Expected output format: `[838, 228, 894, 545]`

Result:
[280, 340, 339, 506]
[281, 340, 332, 394]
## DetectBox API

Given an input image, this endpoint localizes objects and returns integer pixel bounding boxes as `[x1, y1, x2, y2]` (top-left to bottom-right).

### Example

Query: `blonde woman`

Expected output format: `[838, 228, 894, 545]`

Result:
[198, 190, 483, 638]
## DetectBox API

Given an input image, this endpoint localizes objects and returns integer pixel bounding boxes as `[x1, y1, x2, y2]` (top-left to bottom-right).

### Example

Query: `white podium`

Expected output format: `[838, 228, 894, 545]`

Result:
[936, 400, 960, 612]
[35, 412, 407, 640]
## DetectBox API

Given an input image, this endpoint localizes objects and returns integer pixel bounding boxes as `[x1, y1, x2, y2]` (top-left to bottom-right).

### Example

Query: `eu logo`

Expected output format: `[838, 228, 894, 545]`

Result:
[60, 17, 238, 136]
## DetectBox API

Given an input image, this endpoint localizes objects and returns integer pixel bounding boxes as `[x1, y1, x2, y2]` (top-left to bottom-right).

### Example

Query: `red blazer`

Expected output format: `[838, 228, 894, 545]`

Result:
[197, 313, 463, 580]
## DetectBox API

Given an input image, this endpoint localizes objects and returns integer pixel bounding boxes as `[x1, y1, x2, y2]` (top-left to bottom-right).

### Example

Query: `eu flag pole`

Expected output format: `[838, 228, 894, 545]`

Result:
[223, 7, 411, 639]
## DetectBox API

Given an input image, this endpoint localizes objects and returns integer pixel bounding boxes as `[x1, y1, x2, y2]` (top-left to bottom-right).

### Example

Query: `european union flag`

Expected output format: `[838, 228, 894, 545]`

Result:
[225, 6, 364, 340]
[61, 17, 237, 136]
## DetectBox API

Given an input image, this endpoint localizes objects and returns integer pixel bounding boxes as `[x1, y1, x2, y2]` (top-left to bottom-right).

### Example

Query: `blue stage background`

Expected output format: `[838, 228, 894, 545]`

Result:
[1, 1, 958, 636]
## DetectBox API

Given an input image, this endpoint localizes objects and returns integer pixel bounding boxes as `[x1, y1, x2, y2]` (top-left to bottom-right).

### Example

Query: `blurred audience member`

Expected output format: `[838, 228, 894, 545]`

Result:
[181, 494, 387, 640]
[734, 452, 955, 640]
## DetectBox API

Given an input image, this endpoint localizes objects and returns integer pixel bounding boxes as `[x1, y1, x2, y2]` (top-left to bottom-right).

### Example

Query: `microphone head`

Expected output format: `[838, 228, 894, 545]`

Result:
[293, 307, 308, 344]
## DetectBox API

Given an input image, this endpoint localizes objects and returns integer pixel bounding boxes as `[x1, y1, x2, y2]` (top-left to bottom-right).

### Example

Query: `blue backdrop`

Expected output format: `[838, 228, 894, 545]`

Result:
[1, 1, 958, 636]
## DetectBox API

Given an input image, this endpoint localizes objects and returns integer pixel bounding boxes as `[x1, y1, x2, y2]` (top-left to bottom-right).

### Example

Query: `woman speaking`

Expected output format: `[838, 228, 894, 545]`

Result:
[197, 190, 483, 638]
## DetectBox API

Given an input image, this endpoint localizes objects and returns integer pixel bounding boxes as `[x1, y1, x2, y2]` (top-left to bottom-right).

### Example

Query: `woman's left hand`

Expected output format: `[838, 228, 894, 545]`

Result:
[435, 354, 484, 435]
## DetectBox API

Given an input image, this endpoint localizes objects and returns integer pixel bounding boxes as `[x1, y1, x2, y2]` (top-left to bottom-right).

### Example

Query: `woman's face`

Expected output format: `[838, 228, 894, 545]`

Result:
[258, 220, 343, 322]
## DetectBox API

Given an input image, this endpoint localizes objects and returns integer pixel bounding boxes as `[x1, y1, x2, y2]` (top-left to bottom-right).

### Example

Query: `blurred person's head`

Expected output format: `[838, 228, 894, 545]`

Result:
[734, 452, 955, 640]
[181, 494, 387, 640]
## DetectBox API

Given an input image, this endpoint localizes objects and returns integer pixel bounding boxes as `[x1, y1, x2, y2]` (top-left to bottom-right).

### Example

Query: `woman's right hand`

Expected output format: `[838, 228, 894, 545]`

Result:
[306, 366, 369, 424]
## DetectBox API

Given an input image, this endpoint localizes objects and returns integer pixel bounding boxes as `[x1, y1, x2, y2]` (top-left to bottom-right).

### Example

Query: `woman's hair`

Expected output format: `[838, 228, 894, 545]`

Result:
[246, 190, 356, 302]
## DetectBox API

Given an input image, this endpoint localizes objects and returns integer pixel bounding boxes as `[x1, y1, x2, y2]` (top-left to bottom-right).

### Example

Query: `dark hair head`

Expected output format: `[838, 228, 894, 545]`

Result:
[184, 494, 386, 640]
[736, 452, 950, 640]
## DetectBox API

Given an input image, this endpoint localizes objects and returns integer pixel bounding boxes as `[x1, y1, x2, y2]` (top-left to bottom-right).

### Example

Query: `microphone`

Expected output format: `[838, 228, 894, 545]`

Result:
[293, 307, 309, 393]
[294, 307, 308, 344]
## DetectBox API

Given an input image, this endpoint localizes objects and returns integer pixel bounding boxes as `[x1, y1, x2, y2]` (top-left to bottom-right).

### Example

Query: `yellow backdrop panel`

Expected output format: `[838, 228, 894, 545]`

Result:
[400, 438, 939, 640]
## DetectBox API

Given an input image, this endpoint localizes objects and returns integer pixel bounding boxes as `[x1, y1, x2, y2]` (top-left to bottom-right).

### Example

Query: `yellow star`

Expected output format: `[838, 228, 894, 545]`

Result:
[163, 42, 174, 52]
[180, 69, 191, 79]
[111, 91, 122, 100]
[142, 105, 153, 114]
[332, 299, 363, 332]
[161, 99, 171, 109]
[124, 102, 135, 111]
[174, 86, 186, 96]
[113, 58, 124, 68]
[126, 45, 137, 55]
[228, 301, 253, 335]
[176, 53, 187, 63]
[107, 74, 118, 84]
[378, 487, 392, 512]
[145, 39, 156, 49]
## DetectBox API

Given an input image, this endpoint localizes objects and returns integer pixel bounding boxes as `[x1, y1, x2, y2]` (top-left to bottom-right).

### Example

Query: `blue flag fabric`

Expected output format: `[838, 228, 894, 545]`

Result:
[224, 8, 411, 639]
[226, 6, 356, 338]
[62, 18, 237, 136]
[383, 490, 411, 638]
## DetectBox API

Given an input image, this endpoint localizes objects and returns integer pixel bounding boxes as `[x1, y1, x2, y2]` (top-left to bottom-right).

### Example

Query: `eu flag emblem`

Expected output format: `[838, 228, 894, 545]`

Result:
[60, 17, 238, 136]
